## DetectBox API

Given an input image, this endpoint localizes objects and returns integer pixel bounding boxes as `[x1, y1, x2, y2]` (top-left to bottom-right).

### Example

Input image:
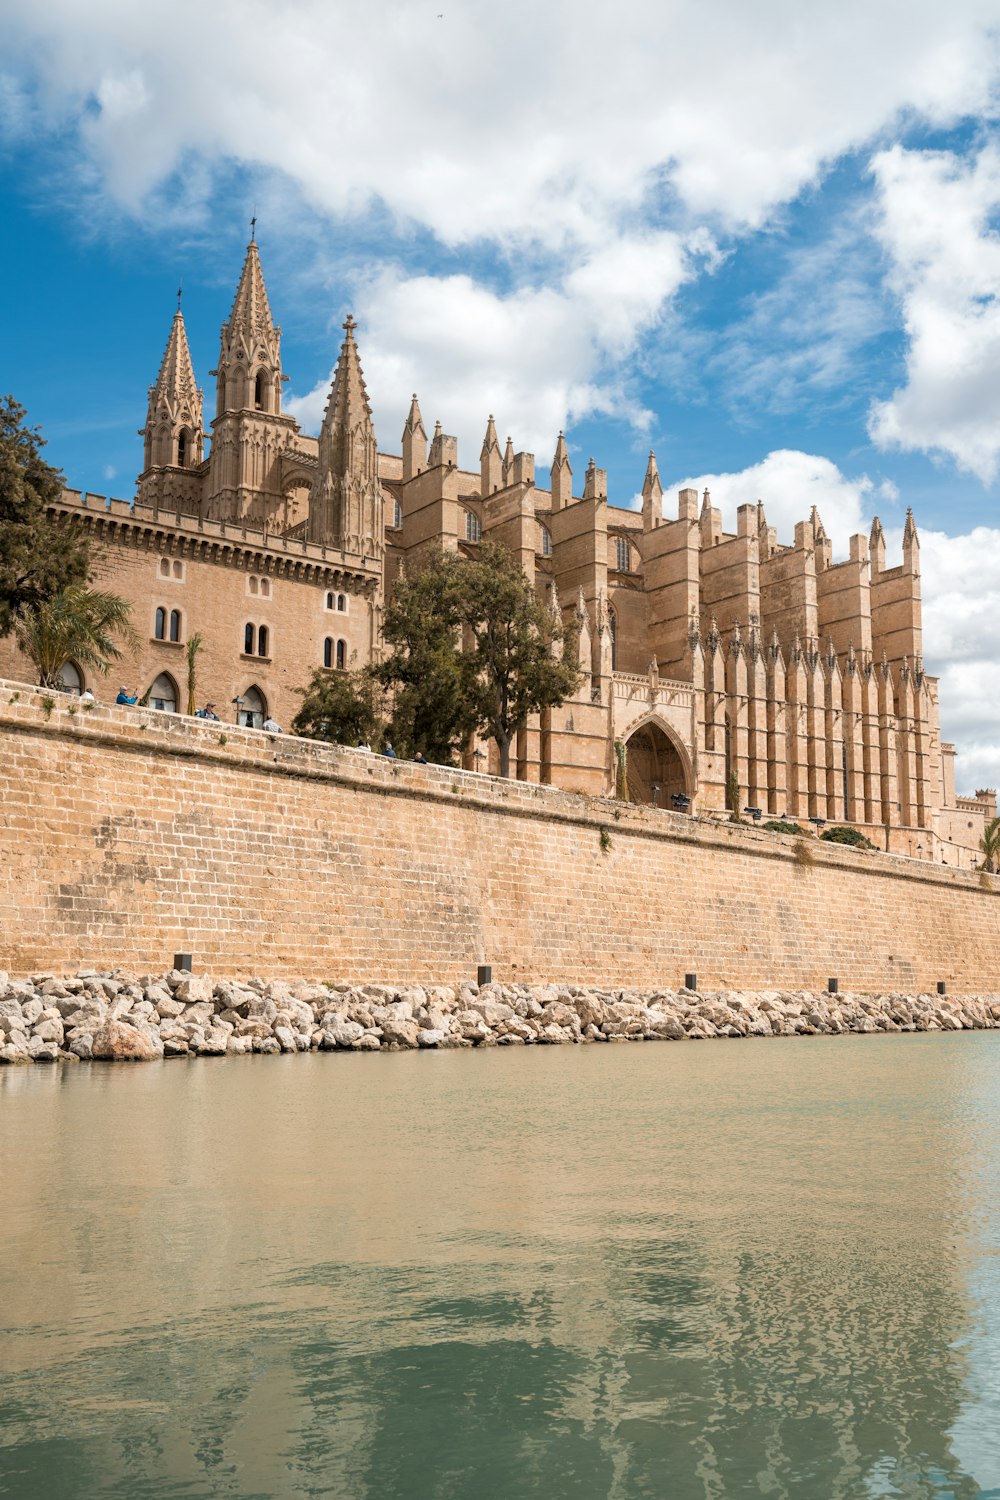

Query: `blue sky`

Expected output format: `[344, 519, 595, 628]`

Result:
[2, 0, 1000, 786]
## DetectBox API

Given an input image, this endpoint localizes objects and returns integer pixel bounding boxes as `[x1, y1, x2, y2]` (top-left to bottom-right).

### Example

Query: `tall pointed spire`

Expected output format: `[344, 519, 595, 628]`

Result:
[139, 306, 204, 481]
[870, 515, 886, 574]
[641, 449, 663, 532]
[402, 393, 427, 481]
[903, 506, 920, 573]
[212, 238, 283, 418]
[502, 435, 514, 486]
[550, 430, 572, 511]
[309, 315, 383, 556]
[481, 415, 502, 496]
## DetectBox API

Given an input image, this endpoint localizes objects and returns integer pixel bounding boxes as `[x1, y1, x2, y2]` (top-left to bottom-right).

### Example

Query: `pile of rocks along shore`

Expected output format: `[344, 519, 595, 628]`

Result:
[2, 970, 1000, 1064]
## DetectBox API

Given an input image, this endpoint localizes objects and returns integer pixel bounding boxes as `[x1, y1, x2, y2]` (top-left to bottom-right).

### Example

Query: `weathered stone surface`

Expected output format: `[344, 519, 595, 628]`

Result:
[174, 975, 214, 1003]
[92, 1020, 159, 1061]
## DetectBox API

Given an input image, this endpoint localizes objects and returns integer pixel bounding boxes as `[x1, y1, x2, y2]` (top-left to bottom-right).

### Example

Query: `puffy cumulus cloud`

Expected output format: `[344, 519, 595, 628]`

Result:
[287, 229, 704, 462]
[869, 143, 1000, 482]
[662, 449, 898, 554]
[5, 0, 1000, 249]
[915, 526, 1000, 790]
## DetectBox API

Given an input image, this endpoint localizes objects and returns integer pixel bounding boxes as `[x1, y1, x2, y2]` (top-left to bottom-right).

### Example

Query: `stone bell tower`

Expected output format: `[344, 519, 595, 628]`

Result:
[204, 234, 296, 525]
[308, 316, 384, 558]
[136, 301, 204, 513]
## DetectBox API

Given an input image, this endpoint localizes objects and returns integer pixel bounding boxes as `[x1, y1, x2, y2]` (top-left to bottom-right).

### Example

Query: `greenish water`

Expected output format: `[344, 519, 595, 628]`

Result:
[2, 1036, 1000, 1499]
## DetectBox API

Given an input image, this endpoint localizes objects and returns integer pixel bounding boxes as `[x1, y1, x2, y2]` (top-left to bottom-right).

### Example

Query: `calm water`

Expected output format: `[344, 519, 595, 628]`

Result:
[2, 1036, 1000, 1499]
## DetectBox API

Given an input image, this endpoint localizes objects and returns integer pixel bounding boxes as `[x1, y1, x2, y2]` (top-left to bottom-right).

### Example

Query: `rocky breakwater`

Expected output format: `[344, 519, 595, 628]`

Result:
[2, 971, 1000, 1065]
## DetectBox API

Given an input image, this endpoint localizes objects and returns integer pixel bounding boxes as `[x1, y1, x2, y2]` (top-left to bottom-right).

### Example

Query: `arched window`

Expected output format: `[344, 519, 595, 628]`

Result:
[239, 687, 266, 730]
[336, 639, 347, 670]
[58, 661, 82, 694]
[149, 673, 178, 713]
[324, 637, 333, 668]
[465, 509, 481, 542]
[172, 560, 183, 580]
[260, 578, 270, 599]
[254, 371, 268, 412]
[616, 537, 632, 573]
[249, 576, 259, 596]
[608, 604, 617, 671]
[155, 607, 167, 640]
[159, 558, 170, 578]
[177, 430, 188, 468]
[257, 625, 269, 657]
[337, 594, 347, 612]
[539, 523, 552, 557]
[244, 622, 255, 655]
[392, 497, 403, 529]
[169, 609, 181, 643]
[325, 591, 335, 610]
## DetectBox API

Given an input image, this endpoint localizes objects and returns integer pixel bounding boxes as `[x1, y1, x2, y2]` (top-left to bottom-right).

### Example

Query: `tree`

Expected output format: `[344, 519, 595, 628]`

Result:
[14, 584, 141, 689]
[460, 541, 580, 778]
[980, 815, 1000, 873]
[377, 550, 482, 763]
[186, 632, 204, 716]
[292, 665, 386, 747]
[0, 395, 89, 636]
[820, 825, 876, 850]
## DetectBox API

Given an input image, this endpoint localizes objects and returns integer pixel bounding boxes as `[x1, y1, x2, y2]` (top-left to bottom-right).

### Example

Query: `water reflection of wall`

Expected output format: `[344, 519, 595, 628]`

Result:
[1, 1037, 997, 1498]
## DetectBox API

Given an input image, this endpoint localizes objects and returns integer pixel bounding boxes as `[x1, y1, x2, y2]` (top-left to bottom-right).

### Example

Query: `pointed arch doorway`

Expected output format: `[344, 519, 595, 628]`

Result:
[624, 721, 691, 810]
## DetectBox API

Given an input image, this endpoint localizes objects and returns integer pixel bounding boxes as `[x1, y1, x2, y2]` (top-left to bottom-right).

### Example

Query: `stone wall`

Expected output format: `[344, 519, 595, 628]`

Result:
[1, 677, 998, 990]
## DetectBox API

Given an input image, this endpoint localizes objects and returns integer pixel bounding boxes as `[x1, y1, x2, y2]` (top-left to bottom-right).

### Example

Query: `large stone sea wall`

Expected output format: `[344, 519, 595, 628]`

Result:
[1, 679, 999, 991]
[3, 968, 1000, 1065]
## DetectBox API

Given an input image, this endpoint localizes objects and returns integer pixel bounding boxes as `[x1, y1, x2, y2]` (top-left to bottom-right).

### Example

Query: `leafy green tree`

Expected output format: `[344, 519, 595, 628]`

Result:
[462, 541, 579, 778]
[0, 395, 89, 636]
[377, 550, 481, 763]
[186, 632, 204, 716]
[979, 815, 1000, 873]
[14, 585, 141, 689]
[292, 665, 386, 747]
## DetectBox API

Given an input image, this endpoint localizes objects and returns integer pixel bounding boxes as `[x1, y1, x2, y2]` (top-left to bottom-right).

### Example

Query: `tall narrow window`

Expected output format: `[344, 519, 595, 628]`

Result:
[393, 498, 403, 529]
[149, 673, 178, 713]
[842, 741, 849, 821]
[169, 609, 181, 643]
[155, 607, 166, 640]
[324, 638, 333, 668]
[254, 372, 267, 412]
[172, 560, 183, 579]
[159, 558, 170, 578]
[539, 523, 552, 557]
[244, 622, 255, 655]
[616, 537, 631, 573]
[336, 640, 346, 670]
[258, 625, 269, 658]
[609, 605, 617, 671]
[249, 576, 259, 596]
[260, 578, 271, 599]
[465, 509, 481, 542]
[177, 431, 187, 467]
[326, 591, 335, 610]
[337, 594, 347, 612]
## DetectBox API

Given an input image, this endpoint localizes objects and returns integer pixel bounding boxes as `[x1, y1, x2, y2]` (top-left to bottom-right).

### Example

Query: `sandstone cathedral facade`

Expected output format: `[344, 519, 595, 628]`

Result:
[1, 237, 992, 865]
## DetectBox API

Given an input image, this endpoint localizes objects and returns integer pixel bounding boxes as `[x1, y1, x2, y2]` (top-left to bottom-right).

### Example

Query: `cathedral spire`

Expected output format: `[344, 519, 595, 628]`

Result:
[641, 449, 663, 531]
[140, 305, 204, 477]
[481, 415, 502, 496]
[309, 315, 383, 555]
[212, 238, 283, 419]
[402, 393, 427, 481]
[550, 430, 572, 511]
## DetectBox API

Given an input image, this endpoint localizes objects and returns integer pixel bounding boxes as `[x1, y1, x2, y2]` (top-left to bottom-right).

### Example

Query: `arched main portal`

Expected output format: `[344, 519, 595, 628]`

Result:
[625, 721, 691, 810]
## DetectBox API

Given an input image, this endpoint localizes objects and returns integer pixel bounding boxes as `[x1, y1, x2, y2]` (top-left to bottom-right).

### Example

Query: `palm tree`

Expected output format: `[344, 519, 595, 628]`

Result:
[186, 632, 204, 715]
[14, 584, 141, 689]
[980, 815, 1000, 873]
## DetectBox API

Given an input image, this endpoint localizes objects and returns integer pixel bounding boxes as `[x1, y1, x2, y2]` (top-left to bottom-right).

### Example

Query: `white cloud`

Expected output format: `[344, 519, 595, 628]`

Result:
[663, 448, 898, 553]
[917, 526, 1000, 790]
[869, 143, 1000, 482]
[287, 230, 707, 464]
[7, 1, 999, 247]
